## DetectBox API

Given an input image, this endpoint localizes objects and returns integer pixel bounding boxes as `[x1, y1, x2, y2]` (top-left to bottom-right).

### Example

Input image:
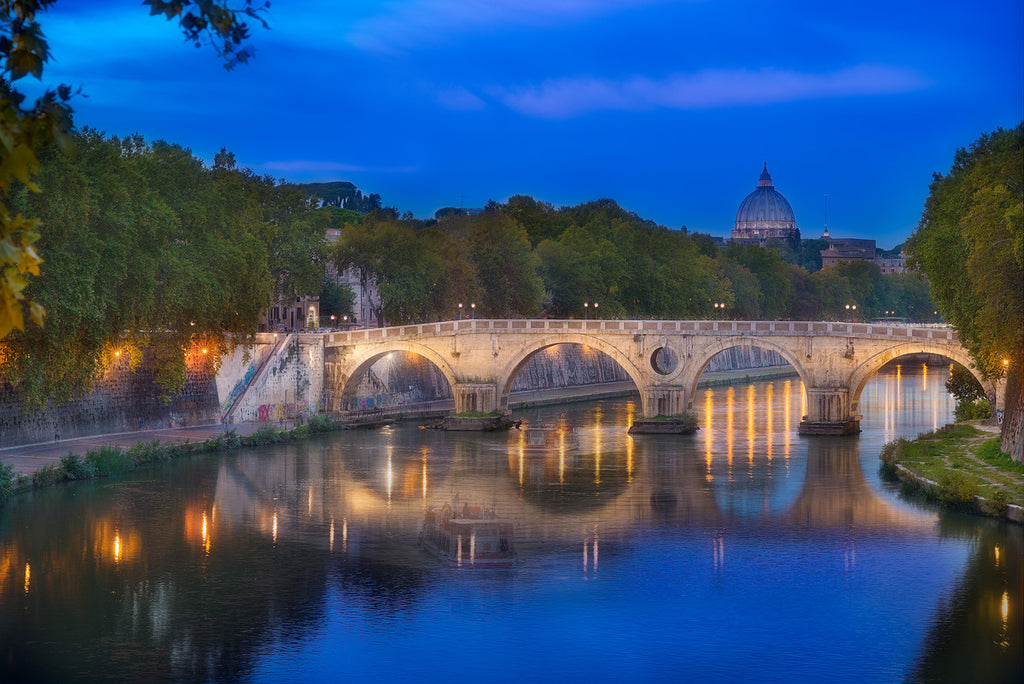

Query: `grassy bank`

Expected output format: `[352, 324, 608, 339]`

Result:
[879, 422, 1023, 522]
[0, 415, 348, 507]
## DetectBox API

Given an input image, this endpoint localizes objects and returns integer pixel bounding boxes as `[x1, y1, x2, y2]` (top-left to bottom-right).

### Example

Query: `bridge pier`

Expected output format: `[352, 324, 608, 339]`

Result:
[643, 386, 688, 418]
[443, 382, 512, 430]
[799, 388, 861, 436]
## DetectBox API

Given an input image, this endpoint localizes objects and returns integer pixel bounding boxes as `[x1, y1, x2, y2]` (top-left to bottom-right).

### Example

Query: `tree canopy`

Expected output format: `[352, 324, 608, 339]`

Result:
[0, 130, 324, 404]
[1, 0, 268, 339]
[906, 124, 1023, 378]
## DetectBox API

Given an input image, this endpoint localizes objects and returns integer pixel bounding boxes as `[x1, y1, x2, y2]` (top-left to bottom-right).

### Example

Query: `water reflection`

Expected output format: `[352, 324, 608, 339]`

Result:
[0, 362, 1020, 683]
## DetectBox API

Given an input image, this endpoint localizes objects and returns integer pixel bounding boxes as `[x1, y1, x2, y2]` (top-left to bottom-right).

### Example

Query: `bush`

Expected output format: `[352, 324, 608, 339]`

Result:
[308, 414, 335, 433]
[32, 464, 64, 488]
[59, 453, 96, 480]
[0, 462, 15, 504]
[954, 398, 991, 421]
[990, 490, 1010, 516]
[84, 446, 133, 476]
[935, 471, 980, 509]
[127, 440, 167, 465]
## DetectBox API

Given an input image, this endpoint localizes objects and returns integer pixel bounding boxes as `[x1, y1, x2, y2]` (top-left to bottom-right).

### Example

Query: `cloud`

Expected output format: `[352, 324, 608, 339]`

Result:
[492, 65, 931, 118]
[347, 0, 669, 53]
[260, 160, 419, 174]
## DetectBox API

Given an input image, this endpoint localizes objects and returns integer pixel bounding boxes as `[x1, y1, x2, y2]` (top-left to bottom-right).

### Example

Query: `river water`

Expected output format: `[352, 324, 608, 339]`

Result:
[0, 362, 1020, 683]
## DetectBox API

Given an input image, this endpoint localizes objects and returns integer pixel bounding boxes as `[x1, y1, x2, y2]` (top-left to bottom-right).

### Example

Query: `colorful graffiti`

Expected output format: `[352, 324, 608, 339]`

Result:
[220, 345, 274, 411]
[234, 399, 326, 423]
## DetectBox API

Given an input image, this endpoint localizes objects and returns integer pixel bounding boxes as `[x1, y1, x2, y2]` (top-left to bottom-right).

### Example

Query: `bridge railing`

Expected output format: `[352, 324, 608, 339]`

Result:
[322, 319, 959, 345]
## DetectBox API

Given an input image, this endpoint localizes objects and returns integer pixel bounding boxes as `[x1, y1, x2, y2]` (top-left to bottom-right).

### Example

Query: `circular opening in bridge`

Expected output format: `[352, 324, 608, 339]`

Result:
[650, 346, 679, 375]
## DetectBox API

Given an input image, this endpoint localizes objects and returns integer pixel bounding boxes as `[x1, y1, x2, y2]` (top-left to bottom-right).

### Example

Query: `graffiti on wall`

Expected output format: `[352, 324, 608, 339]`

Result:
[221, 345, 274, 411]
[234, 399, 326, 423]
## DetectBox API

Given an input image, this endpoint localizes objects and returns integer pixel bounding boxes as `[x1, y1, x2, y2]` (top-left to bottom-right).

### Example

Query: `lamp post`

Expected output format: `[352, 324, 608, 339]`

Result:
[845, 303, 857, 322]
[713, 302, 725, 320]
[593, 302, 599, 319]
[471, 302, 476, 320]
[584, 302, 589, 320]
[458, 302, 463, 319]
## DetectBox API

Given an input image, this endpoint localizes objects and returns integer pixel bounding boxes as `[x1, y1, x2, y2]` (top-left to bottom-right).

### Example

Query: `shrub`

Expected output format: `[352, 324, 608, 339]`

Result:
[127, 440, 167, 465]
[990, 490, 1010, 516]
[0, 462, 15, 504]
[954, 398, 991, 421]
[308, 414, 335, 433]
[32, 465, 64, 488]
[935, 471, 980, 509]
[59, 453, 96, 480]
[84, 446, 133, 476]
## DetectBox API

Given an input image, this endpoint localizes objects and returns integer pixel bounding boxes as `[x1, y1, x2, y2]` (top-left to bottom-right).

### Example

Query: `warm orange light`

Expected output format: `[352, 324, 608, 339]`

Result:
[202, 348, 208, 355]
[114, 350, 121, 357]
[1003, 359, 1010, 366]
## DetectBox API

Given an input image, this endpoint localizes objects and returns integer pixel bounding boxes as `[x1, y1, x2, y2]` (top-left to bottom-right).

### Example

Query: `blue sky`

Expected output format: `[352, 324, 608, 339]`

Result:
[35, 0, 1023, 247]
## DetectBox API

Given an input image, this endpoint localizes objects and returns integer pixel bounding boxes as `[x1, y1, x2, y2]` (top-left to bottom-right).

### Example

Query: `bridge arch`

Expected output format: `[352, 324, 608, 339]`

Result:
[681, 337, 811, 410]
[497, 334, 648, 411]
[847, 342, 986, 416]
[333, 342, 459, 408]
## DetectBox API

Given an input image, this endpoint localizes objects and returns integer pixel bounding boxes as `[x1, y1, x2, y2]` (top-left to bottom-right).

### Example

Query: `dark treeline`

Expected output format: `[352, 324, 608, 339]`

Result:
[334, 195, 936, 326]
[0, 131, 327, 404]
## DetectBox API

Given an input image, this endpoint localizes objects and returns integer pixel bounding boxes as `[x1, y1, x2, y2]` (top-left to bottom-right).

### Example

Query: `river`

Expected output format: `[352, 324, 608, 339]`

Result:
[0, 361, 1020, 683]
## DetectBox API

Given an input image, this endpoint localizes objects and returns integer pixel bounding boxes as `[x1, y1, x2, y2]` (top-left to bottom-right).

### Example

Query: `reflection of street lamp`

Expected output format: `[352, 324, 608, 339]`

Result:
[845, 303, 857, 322]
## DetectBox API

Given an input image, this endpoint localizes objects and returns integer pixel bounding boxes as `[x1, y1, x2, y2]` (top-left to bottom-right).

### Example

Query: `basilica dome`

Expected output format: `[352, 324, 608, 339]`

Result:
[732, 164, 796, 241]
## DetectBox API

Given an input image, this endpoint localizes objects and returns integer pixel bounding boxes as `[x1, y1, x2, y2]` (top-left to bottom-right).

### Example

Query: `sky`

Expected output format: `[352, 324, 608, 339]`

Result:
[32, 0, 1024, 248]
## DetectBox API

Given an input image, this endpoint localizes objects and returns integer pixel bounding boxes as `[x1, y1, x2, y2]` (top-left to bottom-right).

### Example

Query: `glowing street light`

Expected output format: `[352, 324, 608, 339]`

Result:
[471, 302, 476, 319]
[583, 302, 589, 320]
[458, 302, 463, 319]
[593, 302, 599, 319]
[845, 303, 857, 322]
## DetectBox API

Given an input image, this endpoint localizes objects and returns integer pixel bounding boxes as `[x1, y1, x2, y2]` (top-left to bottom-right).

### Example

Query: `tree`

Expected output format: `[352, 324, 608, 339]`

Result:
[1, 0, 268, 339]
[906, 124, 1023, 460]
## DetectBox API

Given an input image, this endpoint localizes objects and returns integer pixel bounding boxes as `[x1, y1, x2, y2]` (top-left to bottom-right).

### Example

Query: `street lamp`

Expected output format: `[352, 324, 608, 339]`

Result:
[584, 302, 590, 320]
[458, 302, 463, 319]
[713, 302, 725, 320]
[845, 303, 857, 322]
[471, 302, 476, 319]
[593, 302, 599, 319]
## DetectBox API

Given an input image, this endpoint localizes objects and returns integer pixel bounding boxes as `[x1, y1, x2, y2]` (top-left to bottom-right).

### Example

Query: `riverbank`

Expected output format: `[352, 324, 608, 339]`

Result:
[879, 421, 1024, 523]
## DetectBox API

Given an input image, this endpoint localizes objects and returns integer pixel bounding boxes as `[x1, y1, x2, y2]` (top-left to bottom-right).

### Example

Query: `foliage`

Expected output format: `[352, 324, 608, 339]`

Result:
[934, 470, 981, 509]
[906, 124, 1023, 379]
[977, 438, 1024, 474]
[1, 0, 268, 341]
[954, 398, 991, 421]
[0, 461, 13, 503]
[58, 452, 94, 480]
[947, 363, 986, 402]
[0, 131, 324, 404]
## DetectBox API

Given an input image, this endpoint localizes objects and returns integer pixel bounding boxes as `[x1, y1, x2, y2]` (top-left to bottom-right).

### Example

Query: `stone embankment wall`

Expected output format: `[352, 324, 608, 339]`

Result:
[0, 338, 793, 444]
[0, 348, 220, 447]
[223, 334, 325, 424]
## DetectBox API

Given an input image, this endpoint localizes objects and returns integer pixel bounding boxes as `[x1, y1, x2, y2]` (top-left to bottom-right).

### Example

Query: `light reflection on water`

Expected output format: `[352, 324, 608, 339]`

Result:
[0, 362, 1020, 683]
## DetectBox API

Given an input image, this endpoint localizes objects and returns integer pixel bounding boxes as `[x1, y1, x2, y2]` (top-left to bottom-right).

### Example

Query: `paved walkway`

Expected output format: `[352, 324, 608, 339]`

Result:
[0, 366, 797, 476]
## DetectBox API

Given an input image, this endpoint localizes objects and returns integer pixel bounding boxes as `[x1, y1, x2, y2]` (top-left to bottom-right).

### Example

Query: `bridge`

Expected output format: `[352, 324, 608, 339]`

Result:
[319, 319, 1003, 435]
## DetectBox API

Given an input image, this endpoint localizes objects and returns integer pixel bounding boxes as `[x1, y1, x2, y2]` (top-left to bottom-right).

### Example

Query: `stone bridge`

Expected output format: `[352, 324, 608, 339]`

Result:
[321, 319, 1002, 435]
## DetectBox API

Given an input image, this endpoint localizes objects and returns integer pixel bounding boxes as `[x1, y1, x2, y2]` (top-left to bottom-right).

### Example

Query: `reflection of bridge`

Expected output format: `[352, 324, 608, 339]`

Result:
[322, 319, 1001, 434]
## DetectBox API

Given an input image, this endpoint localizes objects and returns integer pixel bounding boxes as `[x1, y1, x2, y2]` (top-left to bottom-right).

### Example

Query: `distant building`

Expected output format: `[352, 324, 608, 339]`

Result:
[732, 164, 797, 242]
[326, 225, 381, 327]
[874, 254, 908, 274]
[820, 237, 876, 268]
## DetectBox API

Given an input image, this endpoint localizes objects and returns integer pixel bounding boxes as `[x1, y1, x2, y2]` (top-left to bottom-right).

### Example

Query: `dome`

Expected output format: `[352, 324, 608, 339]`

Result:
[732, 164, 796, 241]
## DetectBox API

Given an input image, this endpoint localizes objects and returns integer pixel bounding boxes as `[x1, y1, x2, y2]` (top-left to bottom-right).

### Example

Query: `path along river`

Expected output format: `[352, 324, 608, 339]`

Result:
[0, 361, 1020, 683]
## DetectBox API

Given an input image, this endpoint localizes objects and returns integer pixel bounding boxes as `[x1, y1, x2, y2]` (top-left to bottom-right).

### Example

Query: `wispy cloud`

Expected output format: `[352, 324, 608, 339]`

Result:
[348, 0, 669, 53]
[261, 160, 419, 174]
[491, 65, 930, 118]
